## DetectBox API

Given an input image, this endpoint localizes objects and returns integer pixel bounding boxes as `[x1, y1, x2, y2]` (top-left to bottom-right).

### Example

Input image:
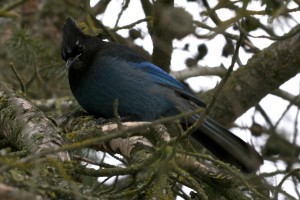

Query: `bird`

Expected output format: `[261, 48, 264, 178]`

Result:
[61, 17, 263, 172]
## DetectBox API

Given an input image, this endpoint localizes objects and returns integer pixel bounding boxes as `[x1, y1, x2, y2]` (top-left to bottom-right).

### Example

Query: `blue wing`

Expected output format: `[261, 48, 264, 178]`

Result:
[130, 61, 206, 107]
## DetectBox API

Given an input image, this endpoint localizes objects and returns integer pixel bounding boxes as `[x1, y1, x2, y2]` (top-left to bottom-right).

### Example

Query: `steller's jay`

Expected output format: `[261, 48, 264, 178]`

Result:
[61, 17, 263, 172]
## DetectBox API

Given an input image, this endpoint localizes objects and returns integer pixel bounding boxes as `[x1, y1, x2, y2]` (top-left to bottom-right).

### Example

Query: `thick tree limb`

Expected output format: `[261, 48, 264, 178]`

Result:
[172, 67, 300, 110]
[0, 183, 39, 200]
[0, 82, 69, 161]
[60, 118, 171, 159]
[151, 0, 174, 72]
[208, 25, 300, 126]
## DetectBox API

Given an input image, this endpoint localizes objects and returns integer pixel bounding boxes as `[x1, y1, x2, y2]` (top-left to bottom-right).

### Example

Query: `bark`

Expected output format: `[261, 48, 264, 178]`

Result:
[0, 82, 69, 161]
[172, 66, 227, 80]
[207, 25, 300, 126]
[151, 0, 174, 72]
[0, 183, 40, 200]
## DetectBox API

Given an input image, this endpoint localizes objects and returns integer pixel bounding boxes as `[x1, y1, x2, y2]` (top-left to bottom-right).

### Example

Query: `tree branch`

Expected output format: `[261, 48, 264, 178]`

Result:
[0, 183, 39, 200]
[90, 0, 111, 16]
[171, 66, 227, 80]
[208, 25, 300, 126]
[0, 82, 69, 161]
[271, 89, 300, 108]
[151, 0, 174, 72]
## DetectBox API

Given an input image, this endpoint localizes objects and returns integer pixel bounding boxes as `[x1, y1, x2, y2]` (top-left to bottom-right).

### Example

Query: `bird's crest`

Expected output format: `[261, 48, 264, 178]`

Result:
[61, 17, 86, 62]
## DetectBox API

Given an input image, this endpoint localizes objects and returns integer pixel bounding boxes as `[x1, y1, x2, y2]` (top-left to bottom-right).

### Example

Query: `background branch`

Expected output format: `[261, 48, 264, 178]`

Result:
[207, 25, 300, 125]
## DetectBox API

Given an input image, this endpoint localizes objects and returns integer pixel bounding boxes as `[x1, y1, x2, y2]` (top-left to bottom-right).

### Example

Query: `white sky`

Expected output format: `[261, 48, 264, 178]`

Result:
[90, 0, 300, 198]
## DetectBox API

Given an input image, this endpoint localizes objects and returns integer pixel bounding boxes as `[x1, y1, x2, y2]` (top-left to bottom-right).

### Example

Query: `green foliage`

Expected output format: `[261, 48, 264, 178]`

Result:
[5, 24, 69, 99]
[9, 26, 43, 65]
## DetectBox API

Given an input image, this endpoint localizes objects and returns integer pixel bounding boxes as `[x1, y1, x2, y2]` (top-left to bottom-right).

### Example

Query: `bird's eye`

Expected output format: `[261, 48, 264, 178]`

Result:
[78, 44, 84, 51]
[75, 40, 84, 52]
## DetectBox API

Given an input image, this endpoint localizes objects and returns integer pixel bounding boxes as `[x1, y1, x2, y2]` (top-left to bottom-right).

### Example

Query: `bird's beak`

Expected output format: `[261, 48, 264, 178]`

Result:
[66, 53, 82, 70]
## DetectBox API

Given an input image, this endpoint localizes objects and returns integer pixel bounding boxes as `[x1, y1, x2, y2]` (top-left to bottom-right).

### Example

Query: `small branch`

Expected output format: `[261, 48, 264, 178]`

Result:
[171, 66, 226, 81]
[90, 0, 111, 15]
[274, 97, 297, 129]
[114, 0, 130, 27]
[111, 17, 152, 32]
[88, 14, 119, 43]
[171, 161, 208, 200]
[85, 16, 152, 60]
[273, 168, 300, 200]
[65, 121, 169, 158]
[9, 63, 26, 94]
[0, 10, 19, 18]
[113, 99, 122, 128]
[75, 162, 145, 177]
[180, 151, 268, 200]
[271, 89, 300, 108]
[185, 31, 244, 135]
[2, 0, 28, 11]
[140, 0, 153, 33]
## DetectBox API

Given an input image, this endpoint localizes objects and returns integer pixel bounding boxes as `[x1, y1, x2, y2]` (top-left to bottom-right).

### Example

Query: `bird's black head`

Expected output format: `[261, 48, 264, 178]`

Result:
[61, 17, 88, 70]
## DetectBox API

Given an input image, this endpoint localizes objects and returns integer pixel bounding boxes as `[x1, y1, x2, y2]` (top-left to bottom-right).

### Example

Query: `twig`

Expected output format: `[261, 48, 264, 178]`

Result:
[112, 17, 152, 32]
[273, 168, 300, 200]
[113, 99, 122, 129]
[9, 63, 26, 94]
[2, 0, 28, 11]
[87, 14, 119, 43]
[255, 104, 274, 129]
[72, 154, 116, 168]
[90, 0, 111, 15]
[179, 151, 268, 200]
[171, 160, 208, 200]
[184, 31, 245, 135]
[171, 66, 226, 81]
[114, 0, 130, 27]
[272, 89, 300, 108]
[274, 94, 299, 129]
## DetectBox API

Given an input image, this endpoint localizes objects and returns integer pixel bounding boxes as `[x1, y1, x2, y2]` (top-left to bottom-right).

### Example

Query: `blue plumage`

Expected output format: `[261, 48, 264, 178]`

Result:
[130, 61, 206, 107]
[61, 17, 263, 172]
[70, 56, 177, 120]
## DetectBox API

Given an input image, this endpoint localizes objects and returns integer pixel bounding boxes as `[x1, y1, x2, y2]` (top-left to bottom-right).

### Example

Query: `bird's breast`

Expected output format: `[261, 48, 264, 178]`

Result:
[68, 59, 176, 121]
